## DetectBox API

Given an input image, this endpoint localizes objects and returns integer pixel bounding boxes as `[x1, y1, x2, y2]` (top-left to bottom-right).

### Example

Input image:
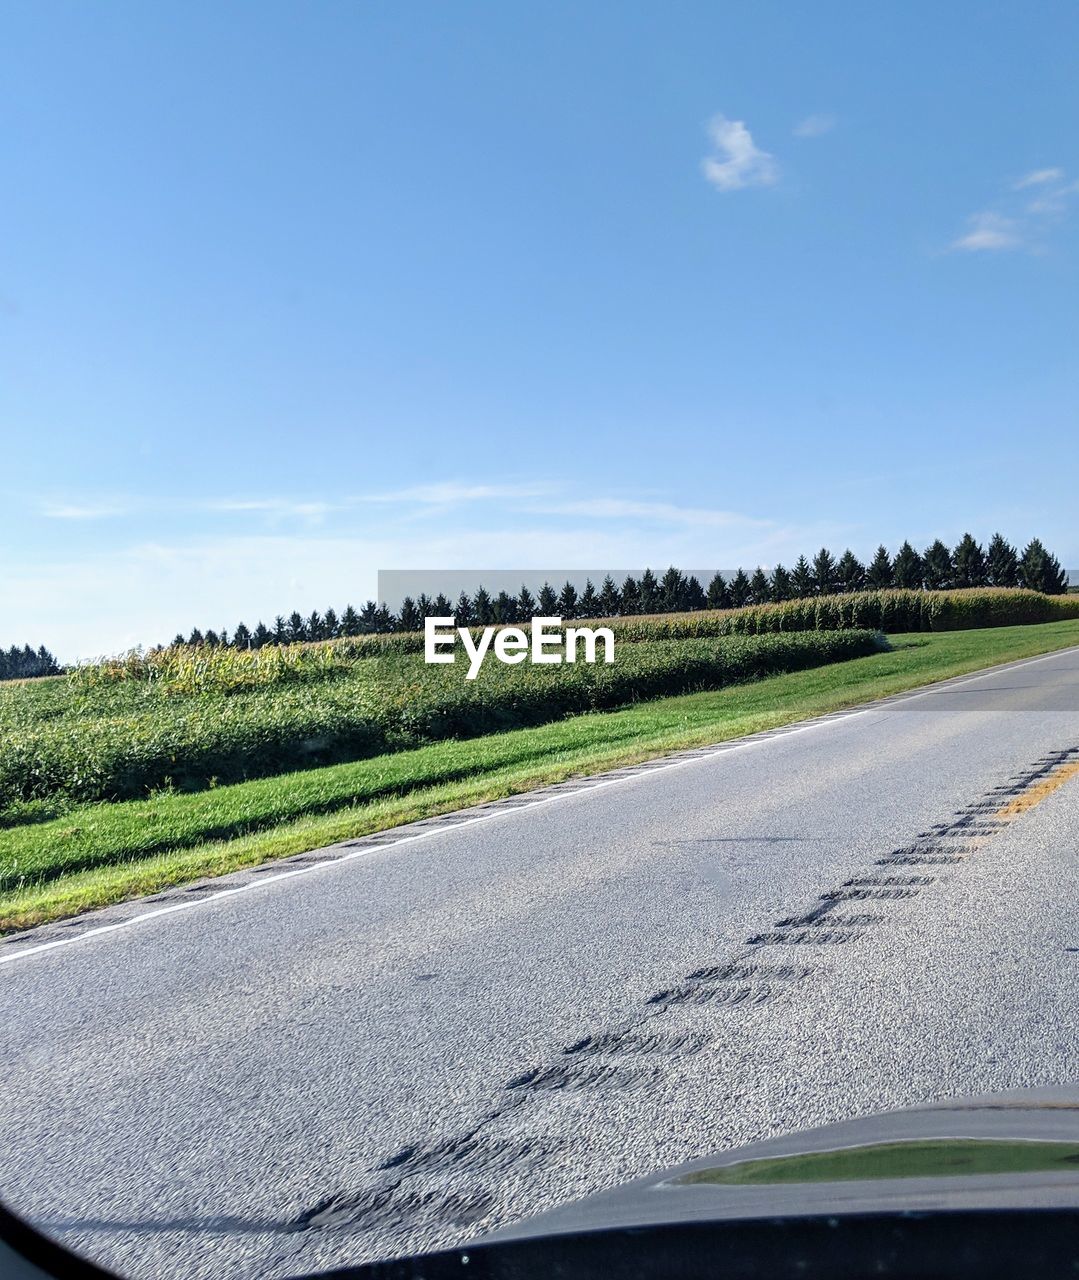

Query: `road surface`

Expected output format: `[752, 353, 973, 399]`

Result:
[2, 646, 1079, 1279]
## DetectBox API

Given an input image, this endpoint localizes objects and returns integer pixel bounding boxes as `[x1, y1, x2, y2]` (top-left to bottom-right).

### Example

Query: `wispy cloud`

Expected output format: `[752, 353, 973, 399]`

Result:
[1013, 167, 1065, 189]
[359, 481, 554, 505]
[40, 502, 128, 520]
[701, 114, 779, 192]
[950, 211, 1023, 253]
[531, 498, 773, 530]
[950, 166, 1077, 253]
[793, 113, 836, 138]
[204, 498, 336, 517]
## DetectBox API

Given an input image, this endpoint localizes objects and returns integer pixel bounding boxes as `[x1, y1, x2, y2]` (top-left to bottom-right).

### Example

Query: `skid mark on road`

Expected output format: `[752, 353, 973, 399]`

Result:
[280, 744, 1079, 1258]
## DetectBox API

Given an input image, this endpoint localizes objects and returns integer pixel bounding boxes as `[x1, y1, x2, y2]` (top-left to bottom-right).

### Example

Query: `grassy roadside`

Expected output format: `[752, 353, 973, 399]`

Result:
[3, 618, 1078, 933]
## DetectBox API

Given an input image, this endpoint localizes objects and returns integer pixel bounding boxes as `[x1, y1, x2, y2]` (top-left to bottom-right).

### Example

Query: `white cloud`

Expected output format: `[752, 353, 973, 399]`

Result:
[204, 498, 336, 518]
[358, 481, 553, 505]
[530, 498, 773, 530]
[793, 113, 836, 138]
[949, 211, 1022, 252]
[1013, 167, 1065, 189]
[700, 114, 779, 191]
[40, 502, 128, 519]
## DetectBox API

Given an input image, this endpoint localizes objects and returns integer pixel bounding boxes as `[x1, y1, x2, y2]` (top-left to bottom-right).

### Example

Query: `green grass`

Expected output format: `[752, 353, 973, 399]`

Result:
[2, 619, 1078, 934]
[677, 1139, 1079, 1185]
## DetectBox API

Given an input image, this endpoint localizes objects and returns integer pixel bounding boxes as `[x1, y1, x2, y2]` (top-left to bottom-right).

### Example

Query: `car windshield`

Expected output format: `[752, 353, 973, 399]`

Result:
[2, 5, 1079, 1280]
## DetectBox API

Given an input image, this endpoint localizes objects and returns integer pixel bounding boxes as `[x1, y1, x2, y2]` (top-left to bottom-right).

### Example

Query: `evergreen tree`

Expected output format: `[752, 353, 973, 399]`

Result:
[188, 627, 205, 646]
[986, 533, 1019, 587]
[339, 605, 361, 637]
[952, 533, 987, 588]
[172, 633, 187, 647]
[791, 555, 814, 598]
[749, 567, 771, 604]
[273, 616, 288, 644]
[537, 582, 559, 614]
[866, 545, 894, 590]
[558, 580, 579, 619]
[659, 566, 686, 613]
[770, 564, 793, 601]
[579, 579, 599, 616]
[620, 575, 641, 614]
[322, 608, 340, 639]
[398, 597, 422, 631]
[494, 590, 518, 622]
[252, 621, 272, 648]
[472, 587, 494, 624]
[433, 593, 453, 615]
[204, 629, 221, 647]
[373, 604, 395, 632]
[598, 575, 621, 616]
[1019, 538, 1068, 594]
[892, 541, 923, 589]
[306, 611, 322, 641]
[705, 572, 730, 609]
[358, 601, 379, 632]
[287, 611, 306, 642]
[684, 575, 707, 611]
[836, 549, 866, 593]
[638, 568, 659, 613]
[416, 593, 433, 619]
[728, 568, 752, 607]
[454, 592, 474, 625]
[233, 622, 252, 649]
[922, 540, 954, 591]
[514, 586, 535, 618]
[812, 547, 839, 595]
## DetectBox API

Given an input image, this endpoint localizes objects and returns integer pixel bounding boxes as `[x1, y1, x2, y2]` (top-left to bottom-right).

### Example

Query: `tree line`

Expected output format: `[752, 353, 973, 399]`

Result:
[0, 645, 63, 682]
[167, 533, 1069, 648]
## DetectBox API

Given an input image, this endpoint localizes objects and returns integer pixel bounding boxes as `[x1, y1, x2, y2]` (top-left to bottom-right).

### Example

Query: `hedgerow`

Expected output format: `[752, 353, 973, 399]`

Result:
[0, 630, 886, 816]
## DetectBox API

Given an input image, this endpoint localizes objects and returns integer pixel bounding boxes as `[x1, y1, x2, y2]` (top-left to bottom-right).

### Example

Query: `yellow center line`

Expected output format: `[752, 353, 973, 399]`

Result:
[993, 760, 1079, 821]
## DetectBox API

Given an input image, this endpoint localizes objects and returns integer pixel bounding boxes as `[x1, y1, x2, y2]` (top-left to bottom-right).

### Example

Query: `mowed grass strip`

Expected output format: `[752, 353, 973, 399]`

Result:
[3, 619, 1079, 933]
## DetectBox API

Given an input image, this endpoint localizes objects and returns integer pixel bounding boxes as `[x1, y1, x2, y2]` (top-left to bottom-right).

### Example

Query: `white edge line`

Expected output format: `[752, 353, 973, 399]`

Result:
[3, 642, 1077, 967]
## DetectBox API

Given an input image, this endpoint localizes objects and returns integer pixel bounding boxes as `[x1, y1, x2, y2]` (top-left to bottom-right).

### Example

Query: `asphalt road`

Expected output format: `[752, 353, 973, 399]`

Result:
[3, 646, 1079, 1279]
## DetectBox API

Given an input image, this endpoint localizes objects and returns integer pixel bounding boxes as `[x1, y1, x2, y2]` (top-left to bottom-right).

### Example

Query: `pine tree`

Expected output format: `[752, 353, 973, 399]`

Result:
[517, 585, 536, 618]
[922, 540, 953, 591]
[866, 545, 893, 590]
[986, 533, 1019, 587]
[558, 580, 579, 620]
[892, 541, 923, 589]
[273, 616, 288, 644]
[172, 633, 187, 647]
[638, 569, 659, 613]
[537, 582, 559, 614]
[728, 568, 752, 607]
[770, 564, 793, 601]
[620, 575, 640, 614]
[322, 608, 340, 639]
[812, 547, 838, 595]
[836, 550, 866, 593]
[749, 567, 771, 604]
[398, 597, 422, 631]
[684, 575, 707, 611]
[952, 533, 987, 588]
[339, 605, 361, 637]
[791, 555, 814, 599]
[188, 627, 205, 646]
[598, 575, 621, 616]
[204, 629, 220, 647]
[416, 593, 433, 619]
[1019, 538, 1068, 594]
[233, 622, 252, 649]
[579, 579, 599, 617]
[659, 566, 686, 613]
[494, 591, 518, 622]
[287, 611, 306, 642]
[358, 601, 379, 632]
[433, 593, 452, 615]
[705, 572, 730, 609]
[373, 604, 395, 632]
[252, 621, 272, 648]
[306, 611, 322, 641]
[454, 592, 474, 625]
[472, 587, 494, 624]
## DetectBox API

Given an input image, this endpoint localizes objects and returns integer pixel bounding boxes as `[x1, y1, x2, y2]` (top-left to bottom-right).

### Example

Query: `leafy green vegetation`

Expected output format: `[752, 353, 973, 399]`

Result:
[0, 630, 884, 814]
[2, 619, 1078, 933]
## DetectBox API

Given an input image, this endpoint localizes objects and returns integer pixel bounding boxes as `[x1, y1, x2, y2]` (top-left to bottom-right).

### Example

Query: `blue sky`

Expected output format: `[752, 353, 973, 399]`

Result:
[3, 1, 1077, 659]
